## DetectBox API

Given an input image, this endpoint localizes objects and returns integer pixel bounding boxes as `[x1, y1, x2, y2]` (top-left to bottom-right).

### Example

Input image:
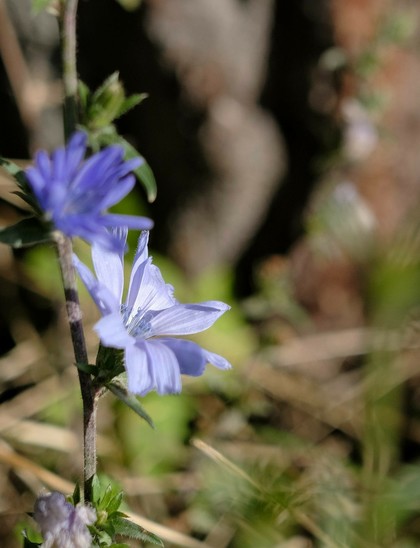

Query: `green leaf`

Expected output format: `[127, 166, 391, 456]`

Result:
[22, 530, 41, 547]
[91, 72, 120, 105]
[92, 126, 157, 202]
[76, 362, 97, 376]
[72, 482, 81, 506]
[110, 517, 163, 546]
[107, 382, 155, 429]
[0, 157, 30, 192]
[116, 138, 157, 203]
[107, 491, 124, 514]
[0, 157, 41, 214]
[0, 217, 52, 248]
[12, 190, 40, 212]
[116, 93, 148, 119]
[96, 529, 113, 545]
[97, 484, 123, 513]
[91, 475, 102, 504]
[78, 80, 91, 114]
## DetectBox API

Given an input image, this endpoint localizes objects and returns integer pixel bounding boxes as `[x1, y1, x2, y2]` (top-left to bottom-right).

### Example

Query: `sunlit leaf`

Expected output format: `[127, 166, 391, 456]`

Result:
[91, 475, 101, 504]
[117, 137, 157, 203]
[107, 492, 124, 515]
[107, 382, 155, 428]
[110, 517, 163, 546]
[22, 530, 41, 547]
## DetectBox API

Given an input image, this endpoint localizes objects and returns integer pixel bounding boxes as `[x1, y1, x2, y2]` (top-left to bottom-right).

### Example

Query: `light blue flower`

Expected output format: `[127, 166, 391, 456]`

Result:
[74, 229, 231, 395]
[25, 132, 153, 249]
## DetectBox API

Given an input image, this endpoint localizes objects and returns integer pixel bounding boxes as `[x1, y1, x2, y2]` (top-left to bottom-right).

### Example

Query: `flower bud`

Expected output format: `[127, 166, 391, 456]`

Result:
[34, 491, 96, 548]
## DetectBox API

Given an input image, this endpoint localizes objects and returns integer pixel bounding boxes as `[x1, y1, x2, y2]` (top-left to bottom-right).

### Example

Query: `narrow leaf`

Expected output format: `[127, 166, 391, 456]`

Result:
[0, 157, 30, 192]
[78, 80, 91, 113]
[116, 93, 148, 119]
[91, 72, 120, 105]
[107, 382, 155, 429]
[0, 217, 52, 248]
[94, 127, 156, 202]
[116, 138, 157, 203]
[12, 190, 40, 212]
[91, 475, 101, 504]
[110, 517, 163, 546]
[1, 158, 42, 215]
[107, 491, 124, 514]
[72, 482, 81, 506]
[75, 362, 97, 376]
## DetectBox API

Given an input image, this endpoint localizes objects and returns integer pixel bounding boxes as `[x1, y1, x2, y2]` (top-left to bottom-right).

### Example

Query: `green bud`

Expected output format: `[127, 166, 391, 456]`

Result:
[88, 73, 126, 130]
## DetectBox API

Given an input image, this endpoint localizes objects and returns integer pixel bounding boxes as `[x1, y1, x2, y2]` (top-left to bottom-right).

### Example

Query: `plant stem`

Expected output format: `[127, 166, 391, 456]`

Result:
[60, 0, 79, 139]
[58, 0, 97, 503]
[55, 231, 97, 503]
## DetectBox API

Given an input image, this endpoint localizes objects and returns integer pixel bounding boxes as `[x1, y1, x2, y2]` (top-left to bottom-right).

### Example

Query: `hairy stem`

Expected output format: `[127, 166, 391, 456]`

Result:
[55, 232, 97, 503]
[60, 0, 79, 139]
[58, 0, 97, 502]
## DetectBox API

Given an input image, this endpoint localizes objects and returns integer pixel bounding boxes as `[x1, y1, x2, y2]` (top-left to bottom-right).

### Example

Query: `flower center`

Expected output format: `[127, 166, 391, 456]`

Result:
[121, 304, 153, 338]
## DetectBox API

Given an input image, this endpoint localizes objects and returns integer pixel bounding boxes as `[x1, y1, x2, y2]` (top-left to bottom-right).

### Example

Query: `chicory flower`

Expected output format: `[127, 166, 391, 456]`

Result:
[25, 132, 153, 249]
[73, 229, 231, 395]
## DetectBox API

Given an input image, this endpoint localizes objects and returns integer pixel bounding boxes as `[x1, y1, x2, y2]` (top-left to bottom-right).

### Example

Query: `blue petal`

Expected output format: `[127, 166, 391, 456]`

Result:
[160, 339, 207, 376]
[161, 338, 232, 374]
[26, 166, 48, 200]
[92, 228, 127, 302]
[126, 231, 150, 306]
[97, 175, 136, 209]
[71, 146, 124, 194]
[126, 257, 177, 317]
[148, 302, 230, 337]
[73, 254, 121, 314]
[144, 340, 182, 395]
[125, 339, 183, 396]
[100, 214, 154, 231]
[125, 342, 154, 395]
[202, 348, 232, 370]
[35, 150, 52, 182]
[132, 231, 150, 270]
[64, 131, 87, 179]
[94, 312, 133, 349]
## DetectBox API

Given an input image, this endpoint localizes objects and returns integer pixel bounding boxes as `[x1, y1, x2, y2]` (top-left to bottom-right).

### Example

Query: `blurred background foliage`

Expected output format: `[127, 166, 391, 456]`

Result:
[2, 0, 420, 546]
